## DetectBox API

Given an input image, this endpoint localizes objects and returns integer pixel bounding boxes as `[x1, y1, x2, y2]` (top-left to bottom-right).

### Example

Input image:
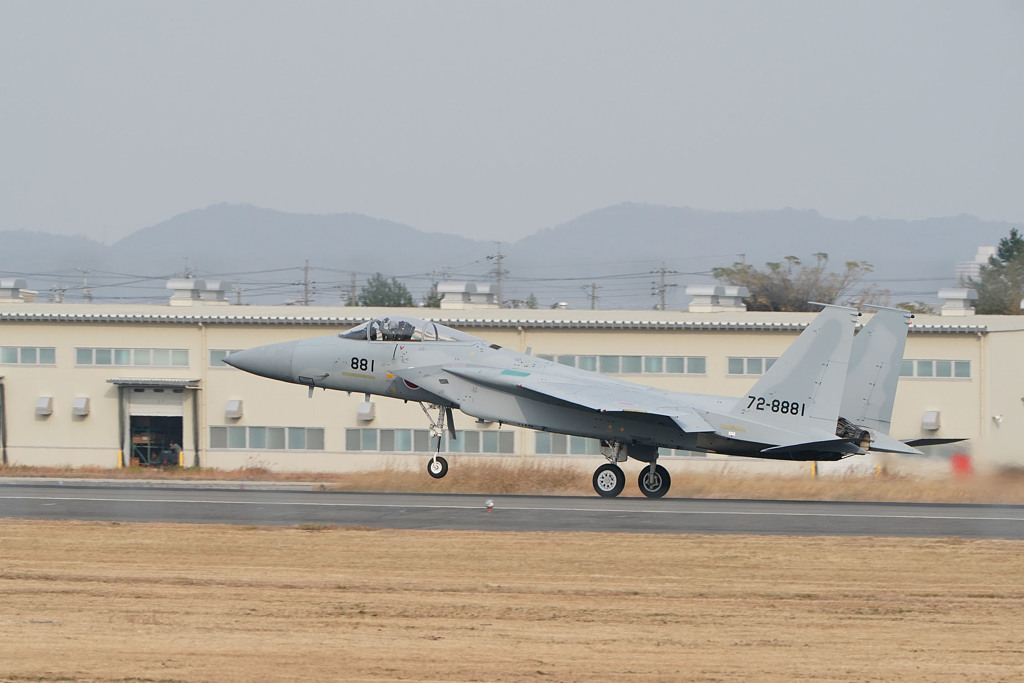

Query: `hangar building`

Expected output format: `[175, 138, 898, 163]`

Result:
[1, 282, 1021, 475]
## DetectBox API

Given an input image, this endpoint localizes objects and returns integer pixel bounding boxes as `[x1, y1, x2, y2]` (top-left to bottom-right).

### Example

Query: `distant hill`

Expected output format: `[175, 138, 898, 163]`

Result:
[0, 231, 112, 294]
[113, 204, 484, 274]
[0, 203, 1014, 308]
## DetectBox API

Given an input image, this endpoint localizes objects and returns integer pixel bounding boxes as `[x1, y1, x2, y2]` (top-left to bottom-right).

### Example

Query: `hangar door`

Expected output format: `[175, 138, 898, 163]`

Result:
[127, 386, 185, 467]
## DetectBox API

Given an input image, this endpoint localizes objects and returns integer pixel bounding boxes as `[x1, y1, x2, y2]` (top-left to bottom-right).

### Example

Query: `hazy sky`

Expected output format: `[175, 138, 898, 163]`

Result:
[2, 1, 1022, 243]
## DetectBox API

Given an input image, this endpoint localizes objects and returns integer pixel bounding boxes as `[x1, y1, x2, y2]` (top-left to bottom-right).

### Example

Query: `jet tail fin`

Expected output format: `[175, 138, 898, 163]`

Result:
[729, 306, 858, 437]
[840, 306, 913, 434]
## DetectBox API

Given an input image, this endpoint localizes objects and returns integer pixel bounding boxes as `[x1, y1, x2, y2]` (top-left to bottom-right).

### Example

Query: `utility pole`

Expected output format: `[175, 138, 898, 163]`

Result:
[233, 281, 244, 305]
[583, 282, 601, 310]
[651, 263, 677, 311]
[487, 244, 508, 307]
[296, 260, 314, 306]
[303, 260, 311, 306]
[50, 282, 67, 303]
[78, 269, 93, 303]
[347, 273, 358, 306]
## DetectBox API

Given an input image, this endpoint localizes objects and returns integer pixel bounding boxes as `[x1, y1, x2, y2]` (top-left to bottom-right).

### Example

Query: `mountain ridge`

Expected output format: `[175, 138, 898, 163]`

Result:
[0, 203, 1013, 308]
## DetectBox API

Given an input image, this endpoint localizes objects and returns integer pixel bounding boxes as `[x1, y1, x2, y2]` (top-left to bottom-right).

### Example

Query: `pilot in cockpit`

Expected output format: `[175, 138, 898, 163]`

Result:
[380, 318, 415, 341]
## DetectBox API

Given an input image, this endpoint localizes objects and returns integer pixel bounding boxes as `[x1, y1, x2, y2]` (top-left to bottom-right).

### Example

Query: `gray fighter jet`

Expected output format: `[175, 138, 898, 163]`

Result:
[225, 305, 933, 498]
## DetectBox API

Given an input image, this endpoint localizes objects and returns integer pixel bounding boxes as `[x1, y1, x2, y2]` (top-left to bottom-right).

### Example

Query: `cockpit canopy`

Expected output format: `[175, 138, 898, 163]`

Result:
[338, 316, 482, 343]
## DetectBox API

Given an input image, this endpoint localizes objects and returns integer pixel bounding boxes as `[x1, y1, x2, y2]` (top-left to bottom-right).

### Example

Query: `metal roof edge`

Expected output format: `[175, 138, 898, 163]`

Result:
[0, 309, 993, 334]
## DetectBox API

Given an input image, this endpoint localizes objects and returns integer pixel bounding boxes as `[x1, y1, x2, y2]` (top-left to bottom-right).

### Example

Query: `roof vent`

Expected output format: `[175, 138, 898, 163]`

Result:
[166, 279, 229, 306]
[0, 278, 29, 303]
[438, 282, 500, 310]
[938, 288, 977, 317]
[686, 285, 748, 313]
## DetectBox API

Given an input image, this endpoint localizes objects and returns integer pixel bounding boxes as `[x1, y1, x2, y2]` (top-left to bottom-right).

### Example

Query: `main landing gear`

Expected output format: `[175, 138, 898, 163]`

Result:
[420, 403, 455, 479]
[592, 442, 671, 498]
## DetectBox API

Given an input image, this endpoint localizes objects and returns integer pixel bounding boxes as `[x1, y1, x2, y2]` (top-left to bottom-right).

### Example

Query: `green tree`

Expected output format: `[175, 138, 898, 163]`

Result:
[712, 253, 884, 312]
[526, 293, 538, 309]
[357, 273, 415, 307]
[967, 228, 1024, 314]
[422, 282, 442, 308]
[895, 301, 938, 315]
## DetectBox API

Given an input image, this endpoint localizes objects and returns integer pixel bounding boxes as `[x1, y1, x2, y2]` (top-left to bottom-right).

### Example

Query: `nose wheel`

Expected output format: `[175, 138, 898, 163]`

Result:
[420, 402, 455, 480]
[427, 455, 449, 479]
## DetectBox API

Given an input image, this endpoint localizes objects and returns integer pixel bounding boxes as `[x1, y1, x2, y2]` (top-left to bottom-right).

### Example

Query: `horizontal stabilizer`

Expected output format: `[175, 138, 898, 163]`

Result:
[760, 438, 865, 457]
[904, 437, 968, 447]
[866, 431, 923, 455]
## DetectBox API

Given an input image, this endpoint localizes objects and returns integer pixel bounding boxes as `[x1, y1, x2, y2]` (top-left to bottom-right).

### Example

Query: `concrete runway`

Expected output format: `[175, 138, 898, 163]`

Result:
[2, 480, 1024, 538]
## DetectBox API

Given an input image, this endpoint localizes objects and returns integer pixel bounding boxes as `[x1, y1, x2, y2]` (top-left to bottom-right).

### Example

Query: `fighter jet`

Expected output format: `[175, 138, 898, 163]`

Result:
[224, 305, 931, 498]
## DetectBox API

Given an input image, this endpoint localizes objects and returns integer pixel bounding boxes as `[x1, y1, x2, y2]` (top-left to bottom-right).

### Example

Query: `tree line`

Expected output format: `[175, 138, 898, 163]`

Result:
[355, 228, 1024, 314]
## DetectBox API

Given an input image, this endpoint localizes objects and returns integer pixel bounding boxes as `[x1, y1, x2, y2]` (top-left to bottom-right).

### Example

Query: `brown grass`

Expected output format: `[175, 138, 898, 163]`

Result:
[4, 460, 1024, 504]
[2, 520, 1023, 682]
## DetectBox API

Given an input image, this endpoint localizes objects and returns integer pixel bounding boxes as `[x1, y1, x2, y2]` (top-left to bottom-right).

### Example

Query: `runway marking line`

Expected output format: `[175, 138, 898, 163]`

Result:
[1, 494, 1022, 523]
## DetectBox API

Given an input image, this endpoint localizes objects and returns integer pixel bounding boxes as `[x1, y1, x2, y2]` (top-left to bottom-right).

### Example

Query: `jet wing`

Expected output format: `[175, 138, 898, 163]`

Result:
[434, 366, 716, 434]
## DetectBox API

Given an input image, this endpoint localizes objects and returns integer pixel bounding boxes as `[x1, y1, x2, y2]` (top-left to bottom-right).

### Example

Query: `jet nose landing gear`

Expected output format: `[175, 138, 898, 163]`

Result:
[427, 455, 449, 479]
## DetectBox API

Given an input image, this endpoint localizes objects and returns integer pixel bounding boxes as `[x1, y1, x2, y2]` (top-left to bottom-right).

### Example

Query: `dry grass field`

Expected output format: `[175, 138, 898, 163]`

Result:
[4, 460, 1024, 504]
[2, 520, 1024, 682]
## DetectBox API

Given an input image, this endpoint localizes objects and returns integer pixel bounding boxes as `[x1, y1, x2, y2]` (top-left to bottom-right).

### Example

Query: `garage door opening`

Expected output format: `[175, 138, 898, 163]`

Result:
[130, 415, 183, 466]
[110, 380, 199, 469]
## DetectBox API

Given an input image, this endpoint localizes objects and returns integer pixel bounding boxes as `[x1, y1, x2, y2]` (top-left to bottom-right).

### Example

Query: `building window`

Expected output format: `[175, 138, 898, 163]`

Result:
[727, 357, 777, 376]
[537, 354, 706, 376]
[535, 433, 600, 456]
[210, 349, 242, 367]
[76, 348, 189, 368]
[343, 428, 514, 454]
[1, 347, 56, 365]
[900, 360, 971, 379]
[209, 426, 325, 451]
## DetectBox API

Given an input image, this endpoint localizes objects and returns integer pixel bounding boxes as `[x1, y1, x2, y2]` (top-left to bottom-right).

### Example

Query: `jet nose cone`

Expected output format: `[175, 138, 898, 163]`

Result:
[223, 340, 299, 383]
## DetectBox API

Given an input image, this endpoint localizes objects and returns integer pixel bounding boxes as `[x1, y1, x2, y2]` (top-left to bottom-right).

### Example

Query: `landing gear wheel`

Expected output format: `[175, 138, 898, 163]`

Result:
[427, 456, 449, 479]
[638, 464, 671, 498]
[593, 463, 625, 498]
